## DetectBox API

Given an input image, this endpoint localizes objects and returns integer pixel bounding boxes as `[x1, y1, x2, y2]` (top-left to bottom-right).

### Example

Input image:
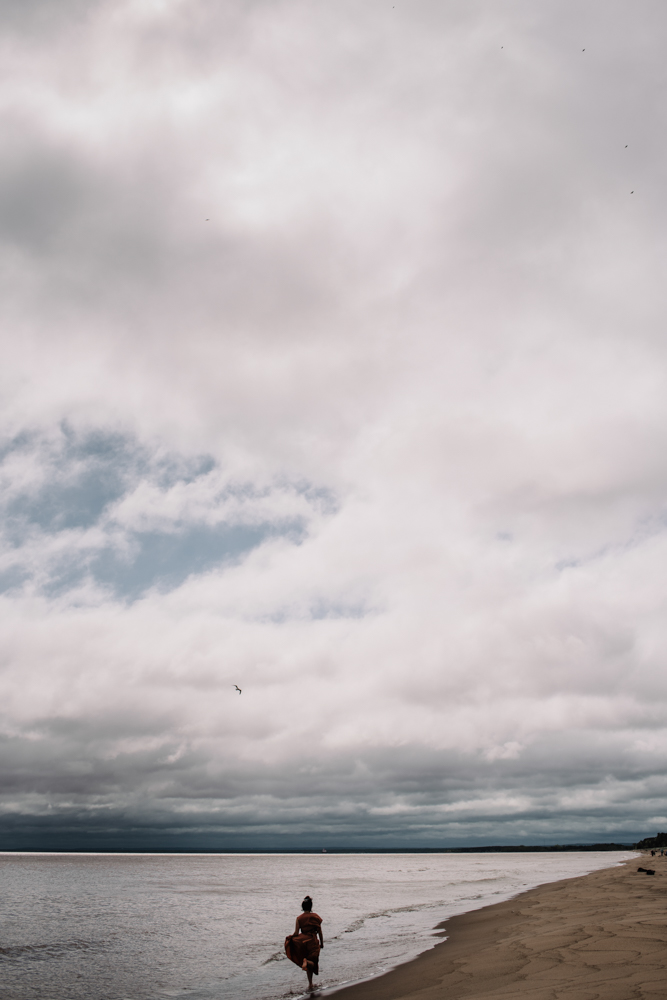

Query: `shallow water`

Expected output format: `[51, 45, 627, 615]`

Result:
[0, 851, 636, 1000]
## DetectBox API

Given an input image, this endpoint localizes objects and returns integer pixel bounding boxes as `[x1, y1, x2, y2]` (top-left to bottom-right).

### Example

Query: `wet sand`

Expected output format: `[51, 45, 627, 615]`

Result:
[331, 852, 667, 1000]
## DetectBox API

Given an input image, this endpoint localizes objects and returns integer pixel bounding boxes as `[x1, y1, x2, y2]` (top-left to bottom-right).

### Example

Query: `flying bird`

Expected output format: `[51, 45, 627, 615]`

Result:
[234, 685, 242, 694]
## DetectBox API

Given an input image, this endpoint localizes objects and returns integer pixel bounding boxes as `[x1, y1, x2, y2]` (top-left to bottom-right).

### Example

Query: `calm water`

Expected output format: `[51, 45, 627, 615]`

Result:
[0, 851, 636, 1000]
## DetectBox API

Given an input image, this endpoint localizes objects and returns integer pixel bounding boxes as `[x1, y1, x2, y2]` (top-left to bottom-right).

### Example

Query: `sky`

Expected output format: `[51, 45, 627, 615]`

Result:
[1, 0, 667, 850]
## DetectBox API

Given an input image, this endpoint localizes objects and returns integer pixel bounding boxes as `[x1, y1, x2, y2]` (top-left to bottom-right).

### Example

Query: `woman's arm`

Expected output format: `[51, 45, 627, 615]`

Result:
[294, 918, 301, 935]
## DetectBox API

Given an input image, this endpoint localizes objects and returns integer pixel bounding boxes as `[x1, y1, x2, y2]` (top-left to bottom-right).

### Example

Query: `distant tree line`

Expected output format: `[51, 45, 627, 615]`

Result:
[441, 843, 634, 853]
[634, 832, 667, 849]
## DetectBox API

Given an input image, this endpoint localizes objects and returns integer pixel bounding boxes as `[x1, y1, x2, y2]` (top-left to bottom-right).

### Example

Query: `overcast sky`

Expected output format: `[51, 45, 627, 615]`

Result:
[1, 0, 667, 849]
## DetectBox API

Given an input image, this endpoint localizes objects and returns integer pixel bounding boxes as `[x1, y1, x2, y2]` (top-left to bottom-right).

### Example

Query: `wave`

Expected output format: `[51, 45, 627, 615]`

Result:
[0, 940, 101, 962]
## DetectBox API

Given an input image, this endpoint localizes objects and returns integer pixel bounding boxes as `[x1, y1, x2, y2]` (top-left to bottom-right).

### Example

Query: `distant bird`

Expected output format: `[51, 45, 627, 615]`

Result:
[582, 48, 585, 51]
[234, 685, 242, 694]
[631, 190, 634, 194]
[625, 145, 628, 148]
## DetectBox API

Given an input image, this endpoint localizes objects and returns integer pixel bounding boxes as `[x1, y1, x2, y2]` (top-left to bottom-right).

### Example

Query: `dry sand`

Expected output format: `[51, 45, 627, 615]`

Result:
[330, 852, 667, 1000]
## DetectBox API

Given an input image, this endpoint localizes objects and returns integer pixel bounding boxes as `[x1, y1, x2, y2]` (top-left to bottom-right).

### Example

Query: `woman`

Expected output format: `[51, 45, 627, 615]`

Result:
[284, 895, 324, 989]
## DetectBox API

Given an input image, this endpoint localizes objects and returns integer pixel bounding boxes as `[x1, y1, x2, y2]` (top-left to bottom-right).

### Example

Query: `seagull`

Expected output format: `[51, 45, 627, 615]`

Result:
[234, 685, 242, 694]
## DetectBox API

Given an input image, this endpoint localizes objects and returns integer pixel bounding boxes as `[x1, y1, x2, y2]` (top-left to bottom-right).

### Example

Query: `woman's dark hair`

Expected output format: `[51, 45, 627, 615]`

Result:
[301, 895, 313, 912]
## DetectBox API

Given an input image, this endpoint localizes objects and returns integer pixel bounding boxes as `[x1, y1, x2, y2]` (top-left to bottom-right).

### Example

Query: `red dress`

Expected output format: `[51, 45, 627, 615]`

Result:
[284, 912, 322, 975]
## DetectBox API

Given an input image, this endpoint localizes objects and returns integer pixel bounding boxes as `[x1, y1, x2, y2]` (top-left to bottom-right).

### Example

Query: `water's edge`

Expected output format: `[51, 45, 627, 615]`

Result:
[317, 853, 639, 1000]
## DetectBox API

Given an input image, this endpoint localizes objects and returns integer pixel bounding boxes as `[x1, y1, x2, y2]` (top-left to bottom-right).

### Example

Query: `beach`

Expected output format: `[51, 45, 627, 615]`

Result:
[331, 852, 665, 1000]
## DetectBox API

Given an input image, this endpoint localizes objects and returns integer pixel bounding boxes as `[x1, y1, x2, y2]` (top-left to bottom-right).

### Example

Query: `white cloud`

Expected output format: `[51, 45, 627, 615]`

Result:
[1, 0, 667, 846]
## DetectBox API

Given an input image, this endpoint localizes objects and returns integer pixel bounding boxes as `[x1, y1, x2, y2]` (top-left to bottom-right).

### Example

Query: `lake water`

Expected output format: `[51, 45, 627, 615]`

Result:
[0, 851, 636, 1000]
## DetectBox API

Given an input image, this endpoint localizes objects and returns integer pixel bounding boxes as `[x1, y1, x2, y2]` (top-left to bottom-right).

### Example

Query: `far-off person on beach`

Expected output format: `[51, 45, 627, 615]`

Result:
[284, 895, 324, 989]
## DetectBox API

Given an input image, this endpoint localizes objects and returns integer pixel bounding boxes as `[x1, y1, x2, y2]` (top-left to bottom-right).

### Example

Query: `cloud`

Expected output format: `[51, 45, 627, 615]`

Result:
[0, 427, 324, 599]
[1, 0, 667, 847]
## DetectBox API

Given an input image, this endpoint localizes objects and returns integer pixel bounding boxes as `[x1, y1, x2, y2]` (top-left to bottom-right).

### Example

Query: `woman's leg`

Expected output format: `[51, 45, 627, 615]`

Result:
[302, 958, 314, 986]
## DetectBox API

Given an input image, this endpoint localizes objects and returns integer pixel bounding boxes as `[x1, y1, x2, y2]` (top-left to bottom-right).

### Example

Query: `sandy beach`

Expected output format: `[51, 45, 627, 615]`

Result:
[331, 853, 666, 1000]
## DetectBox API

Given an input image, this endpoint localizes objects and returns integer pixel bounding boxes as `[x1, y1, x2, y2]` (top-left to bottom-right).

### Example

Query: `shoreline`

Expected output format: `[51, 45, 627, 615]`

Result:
[326, 851, 667, 1000]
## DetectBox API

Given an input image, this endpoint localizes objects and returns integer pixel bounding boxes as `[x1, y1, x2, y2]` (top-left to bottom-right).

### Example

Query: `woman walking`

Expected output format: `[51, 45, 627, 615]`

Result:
[284, 895, 324, 989]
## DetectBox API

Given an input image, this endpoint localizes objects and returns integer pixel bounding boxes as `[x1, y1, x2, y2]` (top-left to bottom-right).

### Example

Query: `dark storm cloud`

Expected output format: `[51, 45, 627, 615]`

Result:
[0, 726, 661, 847]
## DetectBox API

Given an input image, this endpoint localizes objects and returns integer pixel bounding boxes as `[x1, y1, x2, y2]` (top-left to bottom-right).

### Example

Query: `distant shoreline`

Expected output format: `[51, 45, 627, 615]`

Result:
[0, 842, 637, 854]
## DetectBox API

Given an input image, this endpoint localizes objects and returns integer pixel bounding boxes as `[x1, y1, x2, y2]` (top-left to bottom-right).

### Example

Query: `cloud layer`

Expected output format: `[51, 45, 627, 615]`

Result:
[1, 0, 667, 847]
